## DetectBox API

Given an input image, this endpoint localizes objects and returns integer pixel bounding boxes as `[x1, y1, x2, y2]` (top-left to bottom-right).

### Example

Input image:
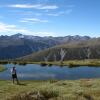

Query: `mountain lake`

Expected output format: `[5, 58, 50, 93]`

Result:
[0, 64, 100, 80]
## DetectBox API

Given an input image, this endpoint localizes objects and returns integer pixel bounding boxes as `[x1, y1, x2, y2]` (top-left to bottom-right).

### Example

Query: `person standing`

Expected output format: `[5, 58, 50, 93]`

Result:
[11, 66, 19, 84]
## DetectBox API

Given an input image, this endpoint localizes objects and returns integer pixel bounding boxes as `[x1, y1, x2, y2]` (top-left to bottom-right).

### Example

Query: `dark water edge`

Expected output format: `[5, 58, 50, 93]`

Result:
[0, 64, 100, 80]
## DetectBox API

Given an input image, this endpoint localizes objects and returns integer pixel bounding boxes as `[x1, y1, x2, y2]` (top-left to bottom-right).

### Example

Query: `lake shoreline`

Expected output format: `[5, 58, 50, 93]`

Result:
[1, 59, 100, 67]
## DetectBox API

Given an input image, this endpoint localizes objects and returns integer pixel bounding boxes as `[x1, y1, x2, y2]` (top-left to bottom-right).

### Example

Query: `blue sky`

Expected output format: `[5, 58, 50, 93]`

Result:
[0, 0, 100, 37]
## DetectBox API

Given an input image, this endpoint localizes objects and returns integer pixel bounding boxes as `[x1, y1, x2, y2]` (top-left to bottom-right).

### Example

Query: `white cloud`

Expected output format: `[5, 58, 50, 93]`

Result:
[0, 22, 16, 32]
[38, 5, 58, 10]
[0, 22, 30, 34]
[7, 4, 58, 10]
[47, 9, 72, 16]
[0, 22, 56, 36]
[8, 4, 40, 8]
[20, 18, 48, 23]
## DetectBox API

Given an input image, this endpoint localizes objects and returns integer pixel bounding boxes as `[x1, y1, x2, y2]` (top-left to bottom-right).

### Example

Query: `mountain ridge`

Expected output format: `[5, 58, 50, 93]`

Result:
[0, 33, 91, 60]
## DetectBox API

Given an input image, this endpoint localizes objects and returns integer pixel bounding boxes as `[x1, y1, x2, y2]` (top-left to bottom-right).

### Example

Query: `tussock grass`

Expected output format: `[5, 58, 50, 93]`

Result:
[0, 79, 100, 100]
[7, 90, 59, 100]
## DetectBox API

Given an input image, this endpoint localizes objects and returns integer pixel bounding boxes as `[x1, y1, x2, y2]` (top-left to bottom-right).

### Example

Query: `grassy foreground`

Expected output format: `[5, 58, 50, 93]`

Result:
[0, 79, 100, 100]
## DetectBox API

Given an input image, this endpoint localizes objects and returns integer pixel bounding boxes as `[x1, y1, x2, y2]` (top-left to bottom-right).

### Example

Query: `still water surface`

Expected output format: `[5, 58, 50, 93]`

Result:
[0, 64, 100, 80]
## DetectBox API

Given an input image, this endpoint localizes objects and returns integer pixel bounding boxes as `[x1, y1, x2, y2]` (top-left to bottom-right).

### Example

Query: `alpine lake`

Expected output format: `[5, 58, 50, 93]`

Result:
[0, 63, 100, 80]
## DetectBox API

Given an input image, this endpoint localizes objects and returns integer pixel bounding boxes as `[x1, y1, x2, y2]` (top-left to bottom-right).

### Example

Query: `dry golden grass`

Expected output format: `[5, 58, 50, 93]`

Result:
[0, 79, 100, 100]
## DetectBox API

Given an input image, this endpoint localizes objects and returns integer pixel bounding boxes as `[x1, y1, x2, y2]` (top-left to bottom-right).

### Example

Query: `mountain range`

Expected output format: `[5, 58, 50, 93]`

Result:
[0, 33, 91, 60]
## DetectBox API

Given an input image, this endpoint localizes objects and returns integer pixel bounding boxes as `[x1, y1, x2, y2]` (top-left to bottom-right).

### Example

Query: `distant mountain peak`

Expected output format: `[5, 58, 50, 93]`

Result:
[12, 33, 23, 36]
[11, 33, 25, 38]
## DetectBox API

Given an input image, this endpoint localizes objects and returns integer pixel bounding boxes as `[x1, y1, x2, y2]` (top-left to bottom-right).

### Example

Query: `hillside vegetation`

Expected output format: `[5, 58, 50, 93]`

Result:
[20, 38, 100, 62]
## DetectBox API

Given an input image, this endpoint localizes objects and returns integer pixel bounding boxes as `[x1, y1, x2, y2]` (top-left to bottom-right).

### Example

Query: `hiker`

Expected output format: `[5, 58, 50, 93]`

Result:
[11, 66, 19, 84]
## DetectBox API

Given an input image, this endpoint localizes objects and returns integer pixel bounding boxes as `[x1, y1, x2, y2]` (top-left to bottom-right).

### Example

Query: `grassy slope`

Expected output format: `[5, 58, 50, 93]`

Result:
[19, 38, 100, 62]
[0, 79, 100, 100]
